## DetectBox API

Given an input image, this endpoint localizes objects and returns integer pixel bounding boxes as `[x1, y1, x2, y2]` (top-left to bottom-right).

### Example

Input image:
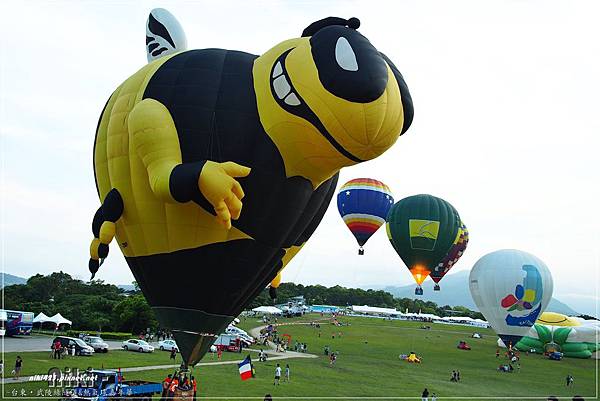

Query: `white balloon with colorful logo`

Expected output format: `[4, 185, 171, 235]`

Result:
[469, 249, 554, 346]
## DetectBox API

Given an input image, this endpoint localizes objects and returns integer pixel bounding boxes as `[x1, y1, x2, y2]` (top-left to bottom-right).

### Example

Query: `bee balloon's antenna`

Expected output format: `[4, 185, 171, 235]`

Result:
[301, 17, 360, 37]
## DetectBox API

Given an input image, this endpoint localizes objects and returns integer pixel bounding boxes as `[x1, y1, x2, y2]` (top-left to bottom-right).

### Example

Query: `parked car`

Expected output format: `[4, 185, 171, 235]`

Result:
[52, 336, 94, 356]
[158, 339, 178, 352]
[122, 339, 154, 353]
[83, 336, 109, 353]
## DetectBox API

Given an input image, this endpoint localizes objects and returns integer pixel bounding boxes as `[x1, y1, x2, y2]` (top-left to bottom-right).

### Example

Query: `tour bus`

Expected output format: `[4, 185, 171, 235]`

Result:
[0, 309, 34, 336]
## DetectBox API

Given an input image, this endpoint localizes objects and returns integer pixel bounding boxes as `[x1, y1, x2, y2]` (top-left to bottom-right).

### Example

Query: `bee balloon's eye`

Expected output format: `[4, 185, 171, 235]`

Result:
[335, 37, 358, 72]
[310, 26, 387, 103]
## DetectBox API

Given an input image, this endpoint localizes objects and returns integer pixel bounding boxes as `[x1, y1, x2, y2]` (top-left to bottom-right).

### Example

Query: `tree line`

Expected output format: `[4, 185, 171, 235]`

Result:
[3, 272, 483, 333]
[249, 282, 485, 320]
[3, 272, 157, 334]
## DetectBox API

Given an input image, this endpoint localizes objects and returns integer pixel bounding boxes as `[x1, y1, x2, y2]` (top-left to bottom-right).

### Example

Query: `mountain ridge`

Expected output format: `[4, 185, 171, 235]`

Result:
[0, 273, 27, 288]
[366, 270, 579, 315]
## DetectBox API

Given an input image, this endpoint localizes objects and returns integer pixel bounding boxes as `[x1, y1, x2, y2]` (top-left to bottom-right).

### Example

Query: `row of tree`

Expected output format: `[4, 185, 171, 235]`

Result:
[3, 272, 483, 333]
[3, 272, 157, 333]
[249, 282, 485, 320]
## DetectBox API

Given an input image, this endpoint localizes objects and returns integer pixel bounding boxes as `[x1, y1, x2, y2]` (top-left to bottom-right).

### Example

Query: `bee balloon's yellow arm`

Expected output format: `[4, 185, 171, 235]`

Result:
[128, 98, 251, 229]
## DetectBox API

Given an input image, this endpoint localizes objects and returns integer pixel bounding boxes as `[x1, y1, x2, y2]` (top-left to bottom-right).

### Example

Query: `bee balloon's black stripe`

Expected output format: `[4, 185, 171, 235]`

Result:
[270, 51, 364, 163]
[148, 12, 176, 48]
[145, 36, 154, 45]
[147, 42, 160, 53]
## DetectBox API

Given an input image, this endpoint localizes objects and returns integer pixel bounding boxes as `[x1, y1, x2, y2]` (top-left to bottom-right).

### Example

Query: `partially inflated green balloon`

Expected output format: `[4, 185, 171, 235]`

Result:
[386, 194, 461, 290]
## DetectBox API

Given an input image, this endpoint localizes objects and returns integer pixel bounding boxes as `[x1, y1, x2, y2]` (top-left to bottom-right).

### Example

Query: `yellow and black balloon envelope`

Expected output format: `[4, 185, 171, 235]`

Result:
[88, 12, 413, 366]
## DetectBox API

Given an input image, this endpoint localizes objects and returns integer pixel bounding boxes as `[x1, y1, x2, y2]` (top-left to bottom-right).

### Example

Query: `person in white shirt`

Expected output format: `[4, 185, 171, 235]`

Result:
[273, 364, 281, 385]
[431, 393, 437, 401]
[285, 364, 290, 382]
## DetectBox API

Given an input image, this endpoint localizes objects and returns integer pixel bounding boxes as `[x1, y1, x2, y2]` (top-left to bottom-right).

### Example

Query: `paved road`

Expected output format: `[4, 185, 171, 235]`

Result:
[3, 335, 132, 353]
[1, 344, 315, 384]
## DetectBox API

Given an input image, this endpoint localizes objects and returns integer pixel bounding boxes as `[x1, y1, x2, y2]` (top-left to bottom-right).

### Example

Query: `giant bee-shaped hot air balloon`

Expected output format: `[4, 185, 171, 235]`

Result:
[88, 10, 413, 367]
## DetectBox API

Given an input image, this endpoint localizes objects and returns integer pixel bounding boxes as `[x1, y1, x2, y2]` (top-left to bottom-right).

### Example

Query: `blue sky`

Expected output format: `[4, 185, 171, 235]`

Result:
[1, 1, 598, 315]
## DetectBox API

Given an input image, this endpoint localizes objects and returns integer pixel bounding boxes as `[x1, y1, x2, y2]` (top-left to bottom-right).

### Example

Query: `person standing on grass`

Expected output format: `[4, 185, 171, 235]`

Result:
[160, 374, 172, 401]
[54, 340, 62, 359]
[421, 388, 429, 401]
[496, 349, 500, 358]
[14, 356, 23, 380]
[170, 347, 177, 360]
[285, 364, 290, 382]
[566, 374, 574, 387]
[431, 393, 437, 401]
[274, 363, 282, 385]
[217, 347, 223, 361]
[191, 375, 197, 401]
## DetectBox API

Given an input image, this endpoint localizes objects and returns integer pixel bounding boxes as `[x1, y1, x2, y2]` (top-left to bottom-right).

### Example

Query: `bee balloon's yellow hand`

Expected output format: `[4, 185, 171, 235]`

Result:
[199, 161, 251, 229]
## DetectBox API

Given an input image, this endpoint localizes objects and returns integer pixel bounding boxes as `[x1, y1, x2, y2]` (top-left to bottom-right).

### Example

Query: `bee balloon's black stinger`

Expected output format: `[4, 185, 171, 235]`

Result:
[88, 188, 123, 280]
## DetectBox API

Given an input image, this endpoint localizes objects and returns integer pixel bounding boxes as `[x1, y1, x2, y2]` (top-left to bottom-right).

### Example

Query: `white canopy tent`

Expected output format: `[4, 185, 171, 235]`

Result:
[48, 313, 72, 327]
[252, 306, 283, 315]
[351, 305, 399, 315]
[33, 312, 51, 324]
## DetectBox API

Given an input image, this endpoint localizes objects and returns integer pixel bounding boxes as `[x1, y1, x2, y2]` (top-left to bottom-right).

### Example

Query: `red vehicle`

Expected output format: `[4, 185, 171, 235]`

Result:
[214, 334, 242, 352]
[457, 341, 471, 350]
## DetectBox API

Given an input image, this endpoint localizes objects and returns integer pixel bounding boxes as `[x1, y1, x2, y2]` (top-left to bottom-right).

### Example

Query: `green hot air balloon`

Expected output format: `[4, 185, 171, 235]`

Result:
[386, 194, 461, 295]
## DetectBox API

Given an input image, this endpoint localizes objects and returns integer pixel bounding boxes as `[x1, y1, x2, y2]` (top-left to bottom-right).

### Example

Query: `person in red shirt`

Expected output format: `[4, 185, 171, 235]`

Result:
[168, 377, 179, 398]
[160, 374, 172, 401]
[53, 340, 62, 359]
[191, 376, 197, 401]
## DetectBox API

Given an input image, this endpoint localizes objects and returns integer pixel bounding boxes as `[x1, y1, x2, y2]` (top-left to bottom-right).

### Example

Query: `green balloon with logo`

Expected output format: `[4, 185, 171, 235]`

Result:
[386, 194, 461, 295]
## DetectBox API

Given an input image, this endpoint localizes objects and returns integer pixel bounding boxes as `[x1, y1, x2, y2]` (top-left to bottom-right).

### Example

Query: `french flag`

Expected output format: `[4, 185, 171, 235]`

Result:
[238, 356, 253, 381]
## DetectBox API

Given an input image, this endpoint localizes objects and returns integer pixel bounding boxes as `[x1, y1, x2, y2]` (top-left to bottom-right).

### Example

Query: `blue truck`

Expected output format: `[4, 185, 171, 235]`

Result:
[62, 369, 162, 401]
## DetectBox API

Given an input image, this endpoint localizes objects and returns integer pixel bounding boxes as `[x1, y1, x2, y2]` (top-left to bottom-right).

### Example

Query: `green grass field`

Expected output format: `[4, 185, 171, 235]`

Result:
[3, 314, 597, 400]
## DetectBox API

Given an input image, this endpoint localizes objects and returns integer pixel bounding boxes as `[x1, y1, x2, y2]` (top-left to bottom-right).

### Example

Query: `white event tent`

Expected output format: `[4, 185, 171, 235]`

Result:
[351, 305, 399, 315]
[48, 313, 72, 327]
[252, 306, 283, 315]
[33, 312, 51, 324]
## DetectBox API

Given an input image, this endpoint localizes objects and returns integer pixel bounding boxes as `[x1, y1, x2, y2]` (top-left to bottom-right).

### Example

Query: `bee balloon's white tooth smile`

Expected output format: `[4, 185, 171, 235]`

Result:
[273, 75, 291, 99]
[271, 56, 302, 106]
[284, 92, 301, 106]
[272, 61, 283, 78]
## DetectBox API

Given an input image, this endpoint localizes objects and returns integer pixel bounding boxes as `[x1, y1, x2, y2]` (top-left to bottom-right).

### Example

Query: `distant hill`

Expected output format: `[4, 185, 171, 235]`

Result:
[375, 270, 579, 316]
[118, 284, 136, 292]
[1, 273, 27, 288]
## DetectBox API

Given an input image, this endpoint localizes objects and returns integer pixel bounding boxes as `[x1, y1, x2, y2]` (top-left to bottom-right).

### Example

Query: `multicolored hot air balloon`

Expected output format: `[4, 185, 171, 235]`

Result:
[87, 11, 414, 368]
[430, 221, 469, 290]
[337, 178, 394, 255]
[469, 249, 553, 347]
[386, 194, 461, 295]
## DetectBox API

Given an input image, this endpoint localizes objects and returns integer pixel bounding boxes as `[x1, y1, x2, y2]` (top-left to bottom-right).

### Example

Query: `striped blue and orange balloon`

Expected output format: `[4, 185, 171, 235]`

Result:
[337, 178, 394, 254]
